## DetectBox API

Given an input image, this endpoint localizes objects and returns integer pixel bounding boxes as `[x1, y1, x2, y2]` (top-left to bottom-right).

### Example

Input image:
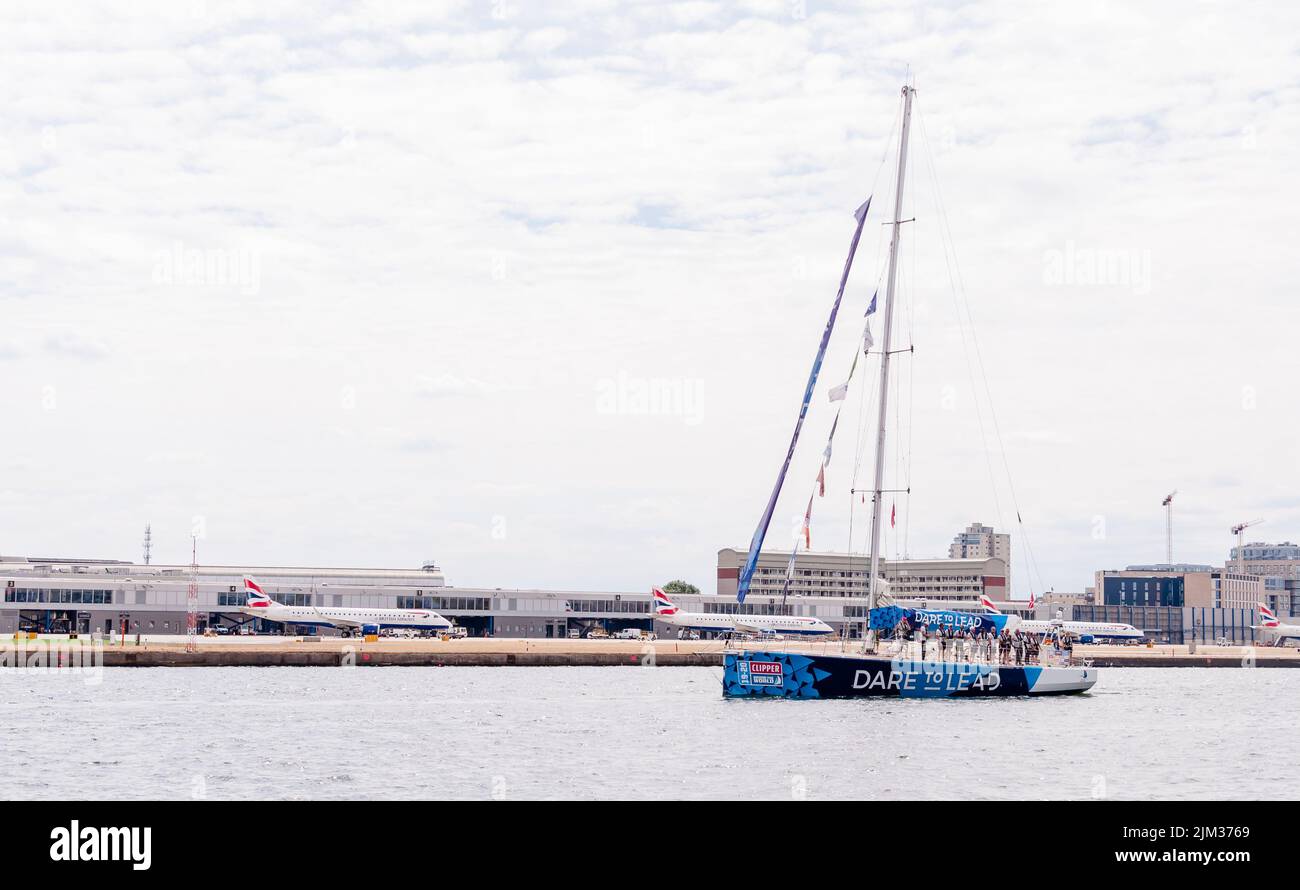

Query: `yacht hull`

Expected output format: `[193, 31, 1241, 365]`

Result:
[723, 650, 1096, 699]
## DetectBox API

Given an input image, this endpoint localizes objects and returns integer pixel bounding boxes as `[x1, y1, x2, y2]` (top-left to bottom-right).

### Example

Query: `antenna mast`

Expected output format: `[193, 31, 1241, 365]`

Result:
[186, 535, 198, 654]
[142, 524, 152, 566]
[865, 84, 915, 648]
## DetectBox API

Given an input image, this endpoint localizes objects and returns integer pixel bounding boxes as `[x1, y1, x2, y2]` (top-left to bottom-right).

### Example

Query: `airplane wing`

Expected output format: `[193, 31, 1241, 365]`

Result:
[314, 607, 365, 629]
[326, 617, 366, 629]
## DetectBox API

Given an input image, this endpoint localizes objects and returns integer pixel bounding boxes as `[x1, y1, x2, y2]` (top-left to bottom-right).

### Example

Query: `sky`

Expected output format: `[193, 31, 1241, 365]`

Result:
[2, 0, 1298, 597]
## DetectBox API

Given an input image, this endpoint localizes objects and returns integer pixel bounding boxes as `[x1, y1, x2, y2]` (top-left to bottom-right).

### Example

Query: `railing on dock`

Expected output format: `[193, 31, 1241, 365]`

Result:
[726, 634, 1080, 668]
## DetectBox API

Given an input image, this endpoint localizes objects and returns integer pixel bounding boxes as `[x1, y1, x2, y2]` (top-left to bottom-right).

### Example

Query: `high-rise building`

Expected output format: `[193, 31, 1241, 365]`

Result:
[948, 522, 1009, 566]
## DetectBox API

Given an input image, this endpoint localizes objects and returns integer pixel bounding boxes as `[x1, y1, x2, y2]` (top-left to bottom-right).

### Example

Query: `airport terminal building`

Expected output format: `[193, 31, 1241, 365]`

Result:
[0, 555, 871, 639]
[0, 557, 455, 636]
[6, 550, 1282, 643]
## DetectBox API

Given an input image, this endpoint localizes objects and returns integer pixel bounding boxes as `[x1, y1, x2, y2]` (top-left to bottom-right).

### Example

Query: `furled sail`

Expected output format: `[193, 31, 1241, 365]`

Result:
[736, 196, 871, 602]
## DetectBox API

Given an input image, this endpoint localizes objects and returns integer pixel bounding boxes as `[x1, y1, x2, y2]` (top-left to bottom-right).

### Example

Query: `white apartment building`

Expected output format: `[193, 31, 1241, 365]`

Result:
[948, 522, 1010, 563]
[716, 547, 1008, 604]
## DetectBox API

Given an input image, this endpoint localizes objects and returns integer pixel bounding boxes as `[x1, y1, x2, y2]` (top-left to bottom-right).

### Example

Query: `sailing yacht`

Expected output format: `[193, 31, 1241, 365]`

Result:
[723, 85, 1097, 699]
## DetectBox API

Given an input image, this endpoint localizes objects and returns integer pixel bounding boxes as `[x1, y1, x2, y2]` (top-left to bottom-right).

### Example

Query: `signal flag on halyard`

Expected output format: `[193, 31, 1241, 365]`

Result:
[828, 382, 848, 402]
[735, 196, 871, 603]
[803, 495, 813, 548]
[816, 464, 825, 497]
[863, 323, 874, 353]
[890, 503, 896, 528]
[822, 411, 841, 465]
[1029, 590, 1036, 610]
[866, 289, 878, 316]
[780, 541, 801, 600]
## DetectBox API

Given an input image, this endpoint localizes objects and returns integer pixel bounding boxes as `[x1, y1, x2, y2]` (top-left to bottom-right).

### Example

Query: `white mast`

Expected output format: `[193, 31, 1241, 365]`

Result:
[865, 84, 915, 644]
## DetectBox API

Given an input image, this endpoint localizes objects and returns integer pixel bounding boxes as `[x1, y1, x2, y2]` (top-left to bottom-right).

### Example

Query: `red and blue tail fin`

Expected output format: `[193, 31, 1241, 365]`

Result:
[652, 588, 678, 616]
[1259, 603, 1279, 627]
[244, 576, 276, 608]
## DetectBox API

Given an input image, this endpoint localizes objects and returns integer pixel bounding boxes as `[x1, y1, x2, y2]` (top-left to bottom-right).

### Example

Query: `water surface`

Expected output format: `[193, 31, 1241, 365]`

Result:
[2, 666, 1291, 799]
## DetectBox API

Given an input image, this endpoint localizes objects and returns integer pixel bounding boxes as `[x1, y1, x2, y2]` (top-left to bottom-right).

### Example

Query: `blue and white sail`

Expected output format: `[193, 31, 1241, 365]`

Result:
[736, 196, 870, 602]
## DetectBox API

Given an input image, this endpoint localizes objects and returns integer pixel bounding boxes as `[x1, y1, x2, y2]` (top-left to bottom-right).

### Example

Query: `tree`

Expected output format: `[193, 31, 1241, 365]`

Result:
[661, 580, 700, 596]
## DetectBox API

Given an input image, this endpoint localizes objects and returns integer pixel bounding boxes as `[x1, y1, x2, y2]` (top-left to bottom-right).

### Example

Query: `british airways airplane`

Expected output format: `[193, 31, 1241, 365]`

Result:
[239, 577, 453, 637]
[1252, 603, 1300, 647]
[982, 596, 1144, 643]
[652, 588, 834, 637]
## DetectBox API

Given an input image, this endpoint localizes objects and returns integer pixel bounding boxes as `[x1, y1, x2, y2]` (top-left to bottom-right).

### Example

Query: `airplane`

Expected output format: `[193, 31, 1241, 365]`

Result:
[980, 595, 1144, 644]
[651, 588, 834, 637]
[240, 577, 453, 637]
[1252, 603, 1300, 647]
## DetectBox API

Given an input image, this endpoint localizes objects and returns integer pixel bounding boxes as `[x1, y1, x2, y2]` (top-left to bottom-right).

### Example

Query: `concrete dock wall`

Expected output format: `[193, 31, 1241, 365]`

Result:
[94, 649, 719, 667]
[5, 637, 1299, 668]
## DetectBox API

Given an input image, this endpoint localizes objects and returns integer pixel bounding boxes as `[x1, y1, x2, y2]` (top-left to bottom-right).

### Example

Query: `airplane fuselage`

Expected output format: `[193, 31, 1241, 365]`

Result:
[1019, 619, 1143, 642]
[1256, 624, 1300, 647]
[242, 603, 452, 632]
[656, 611, 833, 636]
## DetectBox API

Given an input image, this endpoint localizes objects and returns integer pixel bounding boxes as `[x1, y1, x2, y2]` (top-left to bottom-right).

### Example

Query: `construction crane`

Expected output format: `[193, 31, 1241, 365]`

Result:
[1230, 518, 1264, 573]
[1161, 490, 1177, 565]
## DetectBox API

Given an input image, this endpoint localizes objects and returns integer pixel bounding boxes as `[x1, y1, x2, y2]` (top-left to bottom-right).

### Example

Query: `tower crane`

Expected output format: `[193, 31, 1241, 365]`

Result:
[1230, 518, 1265, 573]
[1161, 491, 1177, 565]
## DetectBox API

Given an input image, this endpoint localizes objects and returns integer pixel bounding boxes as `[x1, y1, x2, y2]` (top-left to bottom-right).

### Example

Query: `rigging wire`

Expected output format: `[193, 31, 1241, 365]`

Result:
[915, 101, 1049, 599]
[846, 98, 904, 602]
[901, 171, 918, 563]
[834, 94, 917, 629]
[774, 95, 900, 616]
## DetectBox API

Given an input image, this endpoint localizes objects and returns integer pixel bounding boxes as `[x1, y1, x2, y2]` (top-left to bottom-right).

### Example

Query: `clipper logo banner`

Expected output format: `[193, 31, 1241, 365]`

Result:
[738, 660, 784, 687]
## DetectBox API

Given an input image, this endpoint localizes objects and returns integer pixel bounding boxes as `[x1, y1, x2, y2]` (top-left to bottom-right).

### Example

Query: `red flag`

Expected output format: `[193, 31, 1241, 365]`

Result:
[816, 465, 825, 497]
[1029, 590, 1036, 610]
[890, 503, 896, 528]
[803, 496, 813, 548]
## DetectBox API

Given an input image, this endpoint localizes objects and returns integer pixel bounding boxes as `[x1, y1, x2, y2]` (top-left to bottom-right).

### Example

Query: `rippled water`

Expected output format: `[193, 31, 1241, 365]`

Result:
[3, 666, 1295, 800]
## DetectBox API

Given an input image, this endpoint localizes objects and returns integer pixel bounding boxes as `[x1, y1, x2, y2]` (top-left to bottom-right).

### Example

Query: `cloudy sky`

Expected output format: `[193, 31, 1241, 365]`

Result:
[2, 1, 1297, 596]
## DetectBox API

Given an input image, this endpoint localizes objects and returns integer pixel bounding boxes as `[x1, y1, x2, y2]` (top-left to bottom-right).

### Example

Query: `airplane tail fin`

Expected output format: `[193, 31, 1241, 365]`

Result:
[979, 594, 1002, 615]
[652, 587, 678, 616]
[244, 576, 277, 608]
[1259, 603, 1279, 627]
